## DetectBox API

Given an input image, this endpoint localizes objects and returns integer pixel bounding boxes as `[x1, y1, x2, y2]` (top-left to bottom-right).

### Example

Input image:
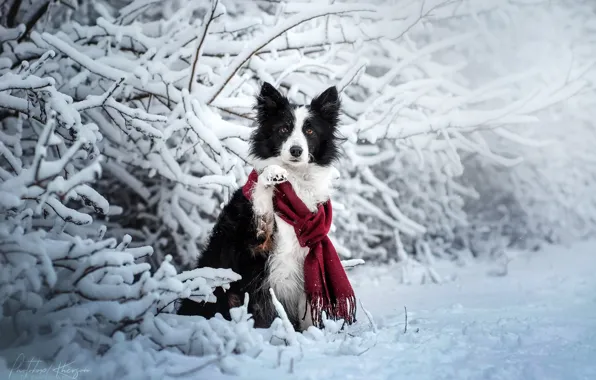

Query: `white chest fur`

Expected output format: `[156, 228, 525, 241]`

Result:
[251, 164, 335, 329]
[267, 214, 308, 302]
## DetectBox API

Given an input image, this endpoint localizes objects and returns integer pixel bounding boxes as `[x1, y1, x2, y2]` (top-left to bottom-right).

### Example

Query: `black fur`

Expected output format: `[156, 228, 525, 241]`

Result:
[177, 189, 276, 327]
[305, 86, 341, 167]
[178, 83, 342, 329]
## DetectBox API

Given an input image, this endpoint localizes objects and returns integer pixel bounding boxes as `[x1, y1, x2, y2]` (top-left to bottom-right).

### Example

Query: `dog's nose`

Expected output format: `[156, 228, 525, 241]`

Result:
[289, 146, 303, 158]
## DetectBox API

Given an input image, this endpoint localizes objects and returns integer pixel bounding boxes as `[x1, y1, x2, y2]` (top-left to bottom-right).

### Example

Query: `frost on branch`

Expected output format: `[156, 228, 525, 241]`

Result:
[19, 0, 382, 268]
[19, 0, 587, 274]
[6, 0, 587, 283]
[455, 1, 596, 253]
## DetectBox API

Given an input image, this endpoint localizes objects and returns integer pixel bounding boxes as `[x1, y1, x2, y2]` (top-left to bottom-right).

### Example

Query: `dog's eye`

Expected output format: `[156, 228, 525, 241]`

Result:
[305, 128, 314, 135]
[280, 127, 289, 134]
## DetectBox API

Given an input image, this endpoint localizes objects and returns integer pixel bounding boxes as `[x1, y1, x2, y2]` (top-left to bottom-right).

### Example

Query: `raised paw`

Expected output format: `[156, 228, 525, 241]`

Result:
[261, 165, 288, 187]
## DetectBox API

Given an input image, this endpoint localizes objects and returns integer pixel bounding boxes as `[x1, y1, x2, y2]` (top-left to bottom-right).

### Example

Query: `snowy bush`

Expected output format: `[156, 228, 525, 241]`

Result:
[6, 0, 585, 270]
[329, 1, 592, 262]
[453, 0, 596, 255]
[0, 14, 252, 366]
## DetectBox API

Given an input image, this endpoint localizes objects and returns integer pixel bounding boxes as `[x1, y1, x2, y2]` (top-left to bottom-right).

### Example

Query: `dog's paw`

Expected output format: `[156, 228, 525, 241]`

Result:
[261, 165, 288, 186]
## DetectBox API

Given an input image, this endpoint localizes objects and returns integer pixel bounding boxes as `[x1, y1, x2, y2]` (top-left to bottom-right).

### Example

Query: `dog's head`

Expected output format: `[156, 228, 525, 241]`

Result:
[249, 82, 341, 169]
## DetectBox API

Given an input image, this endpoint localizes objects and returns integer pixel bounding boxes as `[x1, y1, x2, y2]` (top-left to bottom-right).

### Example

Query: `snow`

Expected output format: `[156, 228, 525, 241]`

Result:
[2, 1, 596, 379]
[347, 243, 596, 380]
[201, 244, 569, 379]
[7, 0, 586, 267]
[3, 241, 593, 380]
[201, 3, 377, 104]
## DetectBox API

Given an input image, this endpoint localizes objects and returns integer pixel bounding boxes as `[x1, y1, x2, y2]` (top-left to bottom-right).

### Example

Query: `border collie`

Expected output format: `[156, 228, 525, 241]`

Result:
[178, 82, 341, 331]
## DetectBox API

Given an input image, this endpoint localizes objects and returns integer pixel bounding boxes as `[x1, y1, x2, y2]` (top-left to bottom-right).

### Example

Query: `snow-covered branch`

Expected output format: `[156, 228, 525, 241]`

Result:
[0, 26, 243, 363]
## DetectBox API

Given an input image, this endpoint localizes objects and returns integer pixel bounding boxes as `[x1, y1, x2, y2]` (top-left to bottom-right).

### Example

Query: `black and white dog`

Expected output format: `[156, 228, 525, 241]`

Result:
[178, 82, 341, 331]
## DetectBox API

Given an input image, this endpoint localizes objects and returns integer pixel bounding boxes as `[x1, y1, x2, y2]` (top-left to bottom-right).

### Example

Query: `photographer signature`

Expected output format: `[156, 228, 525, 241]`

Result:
[9, 353, 91, 379]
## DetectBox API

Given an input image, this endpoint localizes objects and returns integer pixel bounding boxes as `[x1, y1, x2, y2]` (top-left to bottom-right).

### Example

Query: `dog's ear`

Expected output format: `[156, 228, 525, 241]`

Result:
[256, 82, 286, 114]
[310, 86, 340, 124]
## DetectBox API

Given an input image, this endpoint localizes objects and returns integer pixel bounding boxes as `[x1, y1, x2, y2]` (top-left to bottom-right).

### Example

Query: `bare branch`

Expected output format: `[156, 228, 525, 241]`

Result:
[188, 0, 219, 93]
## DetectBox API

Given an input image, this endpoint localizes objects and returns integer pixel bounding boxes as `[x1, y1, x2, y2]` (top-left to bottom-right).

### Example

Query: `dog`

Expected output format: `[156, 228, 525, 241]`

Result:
[178, 82, 341, 331]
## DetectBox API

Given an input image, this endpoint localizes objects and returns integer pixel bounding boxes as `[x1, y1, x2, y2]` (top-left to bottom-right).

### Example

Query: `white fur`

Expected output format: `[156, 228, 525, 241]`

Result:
[280, 106, 310, 165]
[251, 158, 334, 331]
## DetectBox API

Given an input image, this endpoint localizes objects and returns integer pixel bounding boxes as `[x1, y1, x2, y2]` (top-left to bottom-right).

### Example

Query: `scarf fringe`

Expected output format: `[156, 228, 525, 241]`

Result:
[309, 293, 357, 328]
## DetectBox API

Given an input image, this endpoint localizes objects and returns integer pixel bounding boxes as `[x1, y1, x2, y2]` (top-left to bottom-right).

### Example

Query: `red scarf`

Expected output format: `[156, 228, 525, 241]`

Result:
[242, 170, 356, 327]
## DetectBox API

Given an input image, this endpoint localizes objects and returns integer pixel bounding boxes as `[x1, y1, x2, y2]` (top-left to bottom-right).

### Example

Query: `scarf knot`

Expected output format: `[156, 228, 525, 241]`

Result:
[242, 169, 357, 327]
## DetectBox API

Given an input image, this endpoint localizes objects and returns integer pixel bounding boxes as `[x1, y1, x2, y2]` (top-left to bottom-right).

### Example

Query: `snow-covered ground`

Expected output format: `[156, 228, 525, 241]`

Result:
[3, 241, 594, 380]
[344, 243, 596, 380]
[223, 241, 596, 380]
[190, 241, 596, 380]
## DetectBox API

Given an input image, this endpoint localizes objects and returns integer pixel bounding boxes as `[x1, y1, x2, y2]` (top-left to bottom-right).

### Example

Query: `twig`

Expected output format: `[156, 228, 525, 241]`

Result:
[403, 305, 408, 334]
[7, 0, 23, 28]
[270, 288, 297, 345]
[276, 347, 283, 368]
[359, 299, 377, 334]
[205, 4, 376, 104]
[156, 299, 178, 315]
[188, 0, 219, 93]
[18, 1, 51, 42]
[166, 357, 220, 378]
